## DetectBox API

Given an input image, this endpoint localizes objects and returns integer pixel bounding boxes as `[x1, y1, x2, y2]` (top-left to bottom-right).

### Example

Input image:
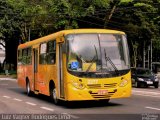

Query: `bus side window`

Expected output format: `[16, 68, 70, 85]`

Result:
[22, 49, 27, 65]
[26, 48, 32, 64]
[47, 40, 56, 64]
[18, 50, 22, 65]
[39, 43, 47, 64]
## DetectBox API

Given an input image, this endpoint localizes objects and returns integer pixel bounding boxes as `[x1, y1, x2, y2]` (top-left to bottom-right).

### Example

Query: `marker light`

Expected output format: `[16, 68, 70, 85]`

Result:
[71, 81, 85, 89]
[119, 79, 128, 87]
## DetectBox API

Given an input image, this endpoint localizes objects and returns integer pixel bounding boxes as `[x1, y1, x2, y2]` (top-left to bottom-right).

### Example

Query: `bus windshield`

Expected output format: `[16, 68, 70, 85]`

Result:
[66, 33, 130, 77]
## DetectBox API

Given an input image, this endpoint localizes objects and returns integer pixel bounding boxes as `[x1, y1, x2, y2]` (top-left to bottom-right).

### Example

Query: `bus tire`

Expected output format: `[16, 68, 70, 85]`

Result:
[50, 87, 59, 104]
[26, 80, 32, 96]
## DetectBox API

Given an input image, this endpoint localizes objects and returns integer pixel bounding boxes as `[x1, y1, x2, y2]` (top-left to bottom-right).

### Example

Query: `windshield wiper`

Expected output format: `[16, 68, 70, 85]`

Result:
[86, 45, 98, 72]
[104, 49, 119, 75]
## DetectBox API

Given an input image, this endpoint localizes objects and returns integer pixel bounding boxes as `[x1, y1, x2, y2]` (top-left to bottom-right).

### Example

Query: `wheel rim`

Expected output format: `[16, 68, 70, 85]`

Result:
[27, 82, 30, 94]
[52, 89, 58, 103]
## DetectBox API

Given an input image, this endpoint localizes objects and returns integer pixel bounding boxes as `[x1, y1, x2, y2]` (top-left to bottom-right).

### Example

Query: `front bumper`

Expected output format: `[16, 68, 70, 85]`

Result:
[65, 83, 131, 101]
[137, 81, 159, 86]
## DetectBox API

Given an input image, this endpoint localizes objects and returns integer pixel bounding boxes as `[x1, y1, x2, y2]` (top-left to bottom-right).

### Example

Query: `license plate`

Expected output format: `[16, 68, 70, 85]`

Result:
[147, 81, 153, 84]
[98, 90, 108, 95]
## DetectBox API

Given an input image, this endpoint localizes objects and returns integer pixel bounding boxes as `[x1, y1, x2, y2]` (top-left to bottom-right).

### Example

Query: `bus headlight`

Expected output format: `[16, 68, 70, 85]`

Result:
[72, 82, 85, 89]
[119, 79, 128, 87]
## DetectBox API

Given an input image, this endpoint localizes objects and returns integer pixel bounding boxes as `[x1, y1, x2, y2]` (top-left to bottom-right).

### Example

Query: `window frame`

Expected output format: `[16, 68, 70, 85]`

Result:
[39, 40, 56, 65]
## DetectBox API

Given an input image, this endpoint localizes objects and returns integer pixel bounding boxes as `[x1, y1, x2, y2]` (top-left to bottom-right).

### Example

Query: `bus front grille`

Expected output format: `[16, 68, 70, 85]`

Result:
[90, 94, 111, 98]
[87, 83, 117, 89]
[87, 84, 101, 89]
[104, 83, 117, 88]
[89, 91, 116, 99]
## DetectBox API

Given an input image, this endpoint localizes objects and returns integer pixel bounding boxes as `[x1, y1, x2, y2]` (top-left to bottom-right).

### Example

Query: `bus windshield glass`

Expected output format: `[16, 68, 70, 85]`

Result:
[66, 33, 130, 78]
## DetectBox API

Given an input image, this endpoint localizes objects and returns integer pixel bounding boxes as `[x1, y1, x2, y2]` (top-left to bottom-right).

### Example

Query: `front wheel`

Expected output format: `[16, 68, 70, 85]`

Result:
[50, 88, 59, 104]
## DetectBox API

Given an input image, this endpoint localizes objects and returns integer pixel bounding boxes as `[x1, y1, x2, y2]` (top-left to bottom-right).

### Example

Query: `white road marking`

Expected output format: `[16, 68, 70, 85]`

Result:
[132, 93, 160, 98]
[0, 84, 8, 86]
[132, 89, 160, 98]
[132, 90, 160, 95]
[26, 102, 36, 106]
[0, 78, 17, 81]
[146, 106, 160, 111]
[3, 96, 10, 99]
[13, 98, 22, 102]
[40, 107, 54, 112]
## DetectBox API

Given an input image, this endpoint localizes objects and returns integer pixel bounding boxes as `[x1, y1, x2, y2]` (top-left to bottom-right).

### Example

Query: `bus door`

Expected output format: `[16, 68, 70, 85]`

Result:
[33, 47, 39, 91]
[58, 43, 65, 98]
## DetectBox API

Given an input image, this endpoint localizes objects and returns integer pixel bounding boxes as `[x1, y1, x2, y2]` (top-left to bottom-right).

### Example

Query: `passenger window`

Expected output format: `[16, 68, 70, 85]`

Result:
[39, 43, 47, 64]
[47, 40, 56, 64]
[18, 50, 22, 65]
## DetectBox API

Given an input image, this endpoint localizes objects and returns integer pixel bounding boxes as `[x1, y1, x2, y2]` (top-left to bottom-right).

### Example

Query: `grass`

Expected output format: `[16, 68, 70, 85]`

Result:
[0, 74, 17, 79]
[0, 70, 17, 79]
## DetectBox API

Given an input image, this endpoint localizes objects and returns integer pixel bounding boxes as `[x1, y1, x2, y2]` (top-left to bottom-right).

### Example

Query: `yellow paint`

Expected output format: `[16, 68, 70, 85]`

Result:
[17, 29, 131, 102]
[82, 63, 96, 71]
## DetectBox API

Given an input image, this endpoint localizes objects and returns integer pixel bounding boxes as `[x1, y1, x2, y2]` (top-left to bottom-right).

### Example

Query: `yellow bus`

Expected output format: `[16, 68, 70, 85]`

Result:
[17, 29, 131, 104]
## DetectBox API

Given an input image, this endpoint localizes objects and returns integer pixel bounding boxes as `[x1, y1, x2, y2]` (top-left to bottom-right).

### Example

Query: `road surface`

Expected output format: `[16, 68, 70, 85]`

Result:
[0, 78, 160, 120]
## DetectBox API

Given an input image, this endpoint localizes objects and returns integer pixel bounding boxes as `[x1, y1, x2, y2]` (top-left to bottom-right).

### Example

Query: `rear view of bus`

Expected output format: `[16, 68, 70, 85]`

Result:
[63, 29, 131, 102]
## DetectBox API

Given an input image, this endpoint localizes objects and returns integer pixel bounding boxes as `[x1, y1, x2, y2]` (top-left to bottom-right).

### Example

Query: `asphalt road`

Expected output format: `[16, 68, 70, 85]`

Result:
[0, 78, 160, 120]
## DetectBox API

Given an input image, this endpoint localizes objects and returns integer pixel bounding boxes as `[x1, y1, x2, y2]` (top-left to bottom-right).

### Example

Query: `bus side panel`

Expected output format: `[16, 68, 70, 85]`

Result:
[47, 65, 58, 96]
[37, 65, 57, 96]
[37, 65, 48, 95]
[17, 65, 33, 90]
[25, 65, 34, 91]
[17, 65, 27, 89]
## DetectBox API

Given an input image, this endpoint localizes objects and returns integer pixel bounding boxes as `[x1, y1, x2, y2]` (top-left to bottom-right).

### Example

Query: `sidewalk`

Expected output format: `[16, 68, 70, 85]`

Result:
[0, 77, 17, 81]
[0, 75, 17, 81]
[157, 72, 160, 78]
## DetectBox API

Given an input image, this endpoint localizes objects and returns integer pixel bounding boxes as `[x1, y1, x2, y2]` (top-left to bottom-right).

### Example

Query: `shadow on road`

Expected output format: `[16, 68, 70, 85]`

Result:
[33, 94, 123, 109]
[61, 100, 122, 109]
[9, 87, 122, 109]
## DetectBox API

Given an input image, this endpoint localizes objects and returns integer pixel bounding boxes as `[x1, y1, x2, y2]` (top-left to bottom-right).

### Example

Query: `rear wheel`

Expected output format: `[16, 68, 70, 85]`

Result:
[26, 80, 32, 96]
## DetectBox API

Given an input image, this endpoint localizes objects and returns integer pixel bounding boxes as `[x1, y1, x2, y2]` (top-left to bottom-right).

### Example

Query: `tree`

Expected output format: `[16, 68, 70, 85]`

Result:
[105, 0, 160, 67]
[0, 0, 160, 70]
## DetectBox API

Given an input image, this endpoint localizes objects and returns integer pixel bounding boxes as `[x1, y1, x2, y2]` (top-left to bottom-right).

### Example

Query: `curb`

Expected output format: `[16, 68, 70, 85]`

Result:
[0, 78, 17, 81]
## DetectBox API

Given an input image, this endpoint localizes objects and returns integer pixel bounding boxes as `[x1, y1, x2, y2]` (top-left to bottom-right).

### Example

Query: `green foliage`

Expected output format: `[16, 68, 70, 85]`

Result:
[0, 0, 160, 68]
[120, 0, 133, 4]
